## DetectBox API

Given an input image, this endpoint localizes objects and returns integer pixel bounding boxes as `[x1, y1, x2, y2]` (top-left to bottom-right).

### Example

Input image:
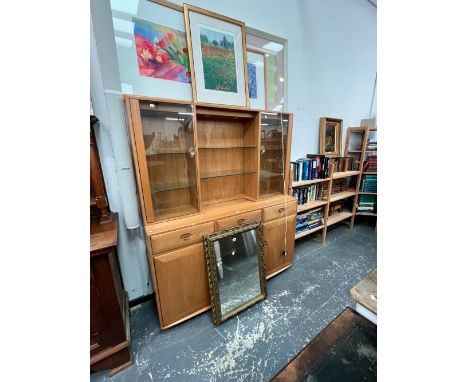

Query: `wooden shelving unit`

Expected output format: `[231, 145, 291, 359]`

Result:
[345, 126, 377, 220]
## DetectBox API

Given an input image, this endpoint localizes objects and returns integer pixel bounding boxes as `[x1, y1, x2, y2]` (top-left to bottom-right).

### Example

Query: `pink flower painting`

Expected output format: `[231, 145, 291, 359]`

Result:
[133, 18, 191, 83]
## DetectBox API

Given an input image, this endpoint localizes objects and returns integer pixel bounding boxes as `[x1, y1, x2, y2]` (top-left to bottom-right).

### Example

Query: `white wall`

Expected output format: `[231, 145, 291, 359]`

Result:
[170, 0, 377, 160]
[90, 0, 376, 300]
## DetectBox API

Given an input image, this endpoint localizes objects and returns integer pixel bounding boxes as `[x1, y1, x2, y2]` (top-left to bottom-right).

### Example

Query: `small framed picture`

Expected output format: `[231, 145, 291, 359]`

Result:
[246, 49, 266, 110]
[184, 4, 249, 107]
[320, 117, 343, 157]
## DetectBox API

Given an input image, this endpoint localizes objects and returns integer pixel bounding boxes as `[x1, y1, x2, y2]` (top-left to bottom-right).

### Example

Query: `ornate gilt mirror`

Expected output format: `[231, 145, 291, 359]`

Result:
[204, 220, 267, 325]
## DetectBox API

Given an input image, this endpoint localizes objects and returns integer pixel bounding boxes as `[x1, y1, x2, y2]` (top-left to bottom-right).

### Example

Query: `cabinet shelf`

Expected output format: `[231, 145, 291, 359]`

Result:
[151, 181, 192, 193]
[198, 145, 256, 149]
[355, 212, 377, 216]
[200, 169, 256, 179]
[295, 224, 324, 239]
[260, 170, 283, 178]
[359, 191, 377, 195]
[327, 211, 353, 226]
[146, 149, 190, 156]
[329, 190, 356, 202]
[297, 200, 328, 213]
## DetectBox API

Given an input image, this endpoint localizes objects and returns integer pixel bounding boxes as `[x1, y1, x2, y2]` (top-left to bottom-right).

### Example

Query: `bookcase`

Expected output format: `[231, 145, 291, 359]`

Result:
[291, 132, 366, 242]
[347, 126, 377, 219]
[125, 96, 295, 329]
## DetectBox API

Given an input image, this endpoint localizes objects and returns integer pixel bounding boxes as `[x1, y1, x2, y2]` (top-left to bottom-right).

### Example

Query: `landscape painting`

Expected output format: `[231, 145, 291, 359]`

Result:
[133, 18, 190, 83]
[199, 26, 237, 93]
[247, 63, 257, 99]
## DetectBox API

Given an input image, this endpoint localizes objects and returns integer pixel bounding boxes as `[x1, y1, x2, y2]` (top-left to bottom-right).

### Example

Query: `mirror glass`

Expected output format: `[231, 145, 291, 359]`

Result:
[204, 221, 267, 325]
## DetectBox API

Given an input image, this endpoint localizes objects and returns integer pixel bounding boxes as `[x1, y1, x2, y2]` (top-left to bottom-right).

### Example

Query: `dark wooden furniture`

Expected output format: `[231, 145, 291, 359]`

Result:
[90, 118, 132, 376]
[271, 307, 376, 382]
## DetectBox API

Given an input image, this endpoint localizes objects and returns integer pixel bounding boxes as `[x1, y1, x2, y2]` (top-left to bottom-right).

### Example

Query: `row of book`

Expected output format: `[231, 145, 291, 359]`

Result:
[291, 155, 330, 181]
[357, 195, 377, 213]
[367, 138, 377, 151]
[292, 184, 325, 206]
[364, 155, 377, 172]
[360, 175, 377, 193]
[296, 207, 324, 234]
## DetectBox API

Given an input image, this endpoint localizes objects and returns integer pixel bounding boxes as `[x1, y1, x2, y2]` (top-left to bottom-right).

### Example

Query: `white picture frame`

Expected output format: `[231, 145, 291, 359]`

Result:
[246, 50, 266, 110]
[184, 5, 249, 107]
[110, 0, 193, 100]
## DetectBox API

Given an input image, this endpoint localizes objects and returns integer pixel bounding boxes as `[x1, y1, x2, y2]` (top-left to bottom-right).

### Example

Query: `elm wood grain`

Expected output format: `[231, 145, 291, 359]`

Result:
[128, 99, 156, 223]
[145, 195, 296, 235]
[153, 243, 211, 328]
[263, 215, 296, 277]
[150, 221, 214, 254]
[215, 209, 262, 230]
[271, 307, 376, 382]
[262, 200, 297, 222]
[350, 268, 377, 315]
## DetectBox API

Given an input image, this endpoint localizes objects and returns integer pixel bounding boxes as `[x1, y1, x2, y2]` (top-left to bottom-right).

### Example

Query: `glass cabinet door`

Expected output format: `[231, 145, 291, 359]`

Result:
[259, 112, 290, 198]
[135, 101, 199, 221]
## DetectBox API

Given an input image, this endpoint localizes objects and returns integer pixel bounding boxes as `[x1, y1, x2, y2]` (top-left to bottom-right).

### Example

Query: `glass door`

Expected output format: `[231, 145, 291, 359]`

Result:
[259, 112, 290, 198]
[131, 100, 199, 222]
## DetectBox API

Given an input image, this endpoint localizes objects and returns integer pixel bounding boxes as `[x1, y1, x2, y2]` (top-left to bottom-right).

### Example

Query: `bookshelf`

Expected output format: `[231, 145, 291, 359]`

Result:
[355, 127, 377, 218]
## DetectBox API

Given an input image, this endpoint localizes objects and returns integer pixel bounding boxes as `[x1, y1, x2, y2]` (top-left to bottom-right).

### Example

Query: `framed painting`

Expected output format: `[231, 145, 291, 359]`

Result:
[246, 49, 266, 110]
[109, 0, 192, 100]
[184, 4, 249, 107]
[319, 117, 343, 157]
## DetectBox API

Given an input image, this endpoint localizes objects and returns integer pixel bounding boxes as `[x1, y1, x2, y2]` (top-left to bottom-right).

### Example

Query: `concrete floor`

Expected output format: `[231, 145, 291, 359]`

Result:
[92, 220, 377, 382]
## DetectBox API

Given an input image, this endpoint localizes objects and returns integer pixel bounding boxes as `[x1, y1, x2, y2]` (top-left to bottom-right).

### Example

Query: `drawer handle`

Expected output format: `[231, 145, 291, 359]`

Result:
[237, 218, 246, 225]
[180, 233, 192, 241]
[278, 207, 286, 213]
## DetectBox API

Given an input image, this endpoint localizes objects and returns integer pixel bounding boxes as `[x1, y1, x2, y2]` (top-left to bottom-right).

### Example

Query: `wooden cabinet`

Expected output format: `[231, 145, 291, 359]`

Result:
[263, 215, 296, 277]
[153, 243, 210, 328]
[90, 118, 131, 376]
[125, 96, 296, 329]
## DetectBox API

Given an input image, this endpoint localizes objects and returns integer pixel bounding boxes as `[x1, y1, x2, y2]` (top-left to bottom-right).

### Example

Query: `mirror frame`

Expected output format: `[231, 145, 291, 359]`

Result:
[203, 220, 267, 325]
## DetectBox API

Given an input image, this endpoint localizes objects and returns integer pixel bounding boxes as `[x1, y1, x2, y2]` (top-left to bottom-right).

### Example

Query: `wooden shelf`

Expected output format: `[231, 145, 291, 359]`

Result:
[198, 145, 256, 149]
[146, 149, 189, 156]
[332, 170, 360, 179]
[329, 190, 356, 202]
[154, 204, 198, 221]
[200, 169, 256, 179]
[260, 170, 283, 178]
[297, 200, 328, 213]
[151, 181, 191, 193]
[291, 178, 330, 187]
[359, 192, 377, 195]
[355, 212, 377, 216]
[295, 225, 324, 240]
[327, 211, 353, 226]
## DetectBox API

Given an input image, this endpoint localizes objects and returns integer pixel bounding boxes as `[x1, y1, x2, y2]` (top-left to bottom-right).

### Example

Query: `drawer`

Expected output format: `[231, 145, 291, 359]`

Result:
[262, 201, 297, 222]
[216, 210, 262, 230]
[151, 222, 214, 255]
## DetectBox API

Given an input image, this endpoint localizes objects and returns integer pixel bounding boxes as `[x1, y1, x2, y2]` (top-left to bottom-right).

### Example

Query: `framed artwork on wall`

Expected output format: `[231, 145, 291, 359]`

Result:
[184, 4, 249, 107]
[246, 49, 266, 110]
[320, 117, 343, 157]
[110, 0, 192, 100]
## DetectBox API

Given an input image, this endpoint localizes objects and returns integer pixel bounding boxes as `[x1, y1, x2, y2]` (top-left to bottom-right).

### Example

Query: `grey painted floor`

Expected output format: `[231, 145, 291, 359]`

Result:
[92, 220, 377, 382]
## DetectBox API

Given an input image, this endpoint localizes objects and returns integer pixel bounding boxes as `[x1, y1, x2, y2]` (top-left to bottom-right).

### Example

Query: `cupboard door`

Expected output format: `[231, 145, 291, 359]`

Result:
[263, 215, 296, 277]
[259, 112, 292, 198]
[129, 99, 200, 222]
[153, 243, 210, 328]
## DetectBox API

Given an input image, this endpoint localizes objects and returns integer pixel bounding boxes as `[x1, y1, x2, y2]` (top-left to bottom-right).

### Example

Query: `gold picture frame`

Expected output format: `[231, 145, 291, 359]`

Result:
[183, 4, 250, 107]
[203, 220, 267, 326]
[320, 117, 343, 157]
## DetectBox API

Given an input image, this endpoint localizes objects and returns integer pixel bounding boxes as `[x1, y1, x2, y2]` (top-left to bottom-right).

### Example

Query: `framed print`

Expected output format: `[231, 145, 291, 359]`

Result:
[319, 117, 343, 157]
[184, 4, 249, 107]
[109, 0, 192, 100]
[246, 49, 266, 110]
